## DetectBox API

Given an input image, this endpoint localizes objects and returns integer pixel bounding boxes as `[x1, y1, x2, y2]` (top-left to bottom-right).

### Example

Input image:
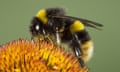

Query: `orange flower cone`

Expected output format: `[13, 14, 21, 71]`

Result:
[0, 39, 88, 72]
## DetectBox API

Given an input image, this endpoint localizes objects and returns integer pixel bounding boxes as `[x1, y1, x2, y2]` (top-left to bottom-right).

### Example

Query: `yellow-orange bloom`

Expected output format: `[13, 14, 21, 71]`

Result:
[0, 39, 88, 72]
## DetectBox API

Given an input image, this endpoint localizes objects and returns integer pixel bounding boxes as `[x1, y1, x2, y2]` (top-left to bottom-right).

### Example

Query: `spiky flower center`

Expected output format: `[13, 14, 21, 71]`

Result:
[0, 39, 88, 72]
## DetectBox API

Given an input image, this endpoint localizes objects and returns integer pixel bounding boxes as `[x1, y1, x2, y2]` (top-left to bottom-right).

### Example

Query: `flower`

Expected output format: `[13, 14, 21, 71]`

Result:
[0, 39, 88, 72]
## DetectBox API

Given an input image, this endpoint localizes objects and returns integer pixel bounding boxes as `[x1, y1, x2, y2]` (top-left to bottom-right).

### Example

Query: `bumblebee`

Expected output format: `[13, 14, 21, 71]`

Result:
[30, 8, 103, 67]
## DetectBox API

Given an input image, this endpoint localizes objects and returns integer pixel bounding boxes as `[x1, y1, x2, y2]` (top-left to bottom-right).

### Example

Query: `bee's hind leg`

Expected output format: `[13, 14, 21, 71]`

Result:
[71, 35, 85, 67]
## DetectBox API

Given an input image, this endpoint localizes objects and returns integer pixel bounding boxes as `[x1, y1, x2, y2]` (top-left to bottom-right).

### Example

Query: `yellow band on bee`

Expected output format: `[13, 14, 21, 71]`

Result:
[36, 9, 48, 24]
[70, 20, 85, 33]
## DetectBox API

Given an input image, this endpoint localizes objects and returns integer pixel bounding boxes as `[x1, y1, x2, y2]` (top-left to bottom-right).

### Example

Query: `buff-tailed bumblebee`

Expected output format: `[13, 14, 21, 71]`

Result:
[30, 8, 103, 67]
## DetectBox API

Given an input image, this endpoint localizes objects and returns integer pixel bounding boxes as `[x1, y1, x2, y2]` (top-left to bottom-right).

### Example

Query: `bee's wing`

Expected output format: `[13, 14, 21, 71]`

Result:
[50, 15, 103, 30]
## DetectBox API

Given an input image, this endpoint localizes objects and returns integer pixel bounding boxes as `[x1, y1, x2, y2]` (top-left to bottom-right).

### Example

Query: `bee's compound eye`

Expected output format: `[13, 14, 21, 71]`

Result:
[35, 24, 40, 31]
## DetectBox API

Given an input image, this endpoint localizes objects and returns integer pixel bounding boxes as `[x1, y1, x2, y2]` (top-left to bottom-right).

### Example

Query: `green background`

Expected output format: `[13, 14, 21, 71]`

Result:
[0, 0, 119, 72]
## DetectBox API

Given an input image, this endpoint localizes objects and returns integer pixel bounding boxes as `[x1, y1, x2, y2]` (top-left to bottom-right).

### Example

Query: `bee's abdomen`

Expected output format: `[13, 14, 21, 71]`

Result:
[70, 28, 93, 63]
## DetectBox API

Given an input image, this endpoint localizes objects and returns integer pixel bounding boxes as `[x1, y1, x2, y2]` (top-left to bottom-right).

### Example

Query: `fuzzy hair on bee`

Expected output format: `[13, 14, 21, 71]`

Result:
[30, 7, 103, 67]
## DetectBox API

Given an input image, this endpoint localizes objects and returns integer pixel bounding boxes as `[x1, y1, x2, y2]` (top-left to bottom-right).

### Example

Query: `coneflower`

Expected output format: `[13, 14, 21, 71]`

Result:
[0, 39, 88, 72]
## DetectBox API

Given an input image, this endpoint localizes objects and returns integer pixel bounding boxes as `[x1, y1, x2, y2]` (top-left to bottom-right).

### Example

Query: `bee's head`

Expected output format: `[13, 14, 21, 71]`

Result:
[30, 17, 47, 39]
[30, 9, 49, 39]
